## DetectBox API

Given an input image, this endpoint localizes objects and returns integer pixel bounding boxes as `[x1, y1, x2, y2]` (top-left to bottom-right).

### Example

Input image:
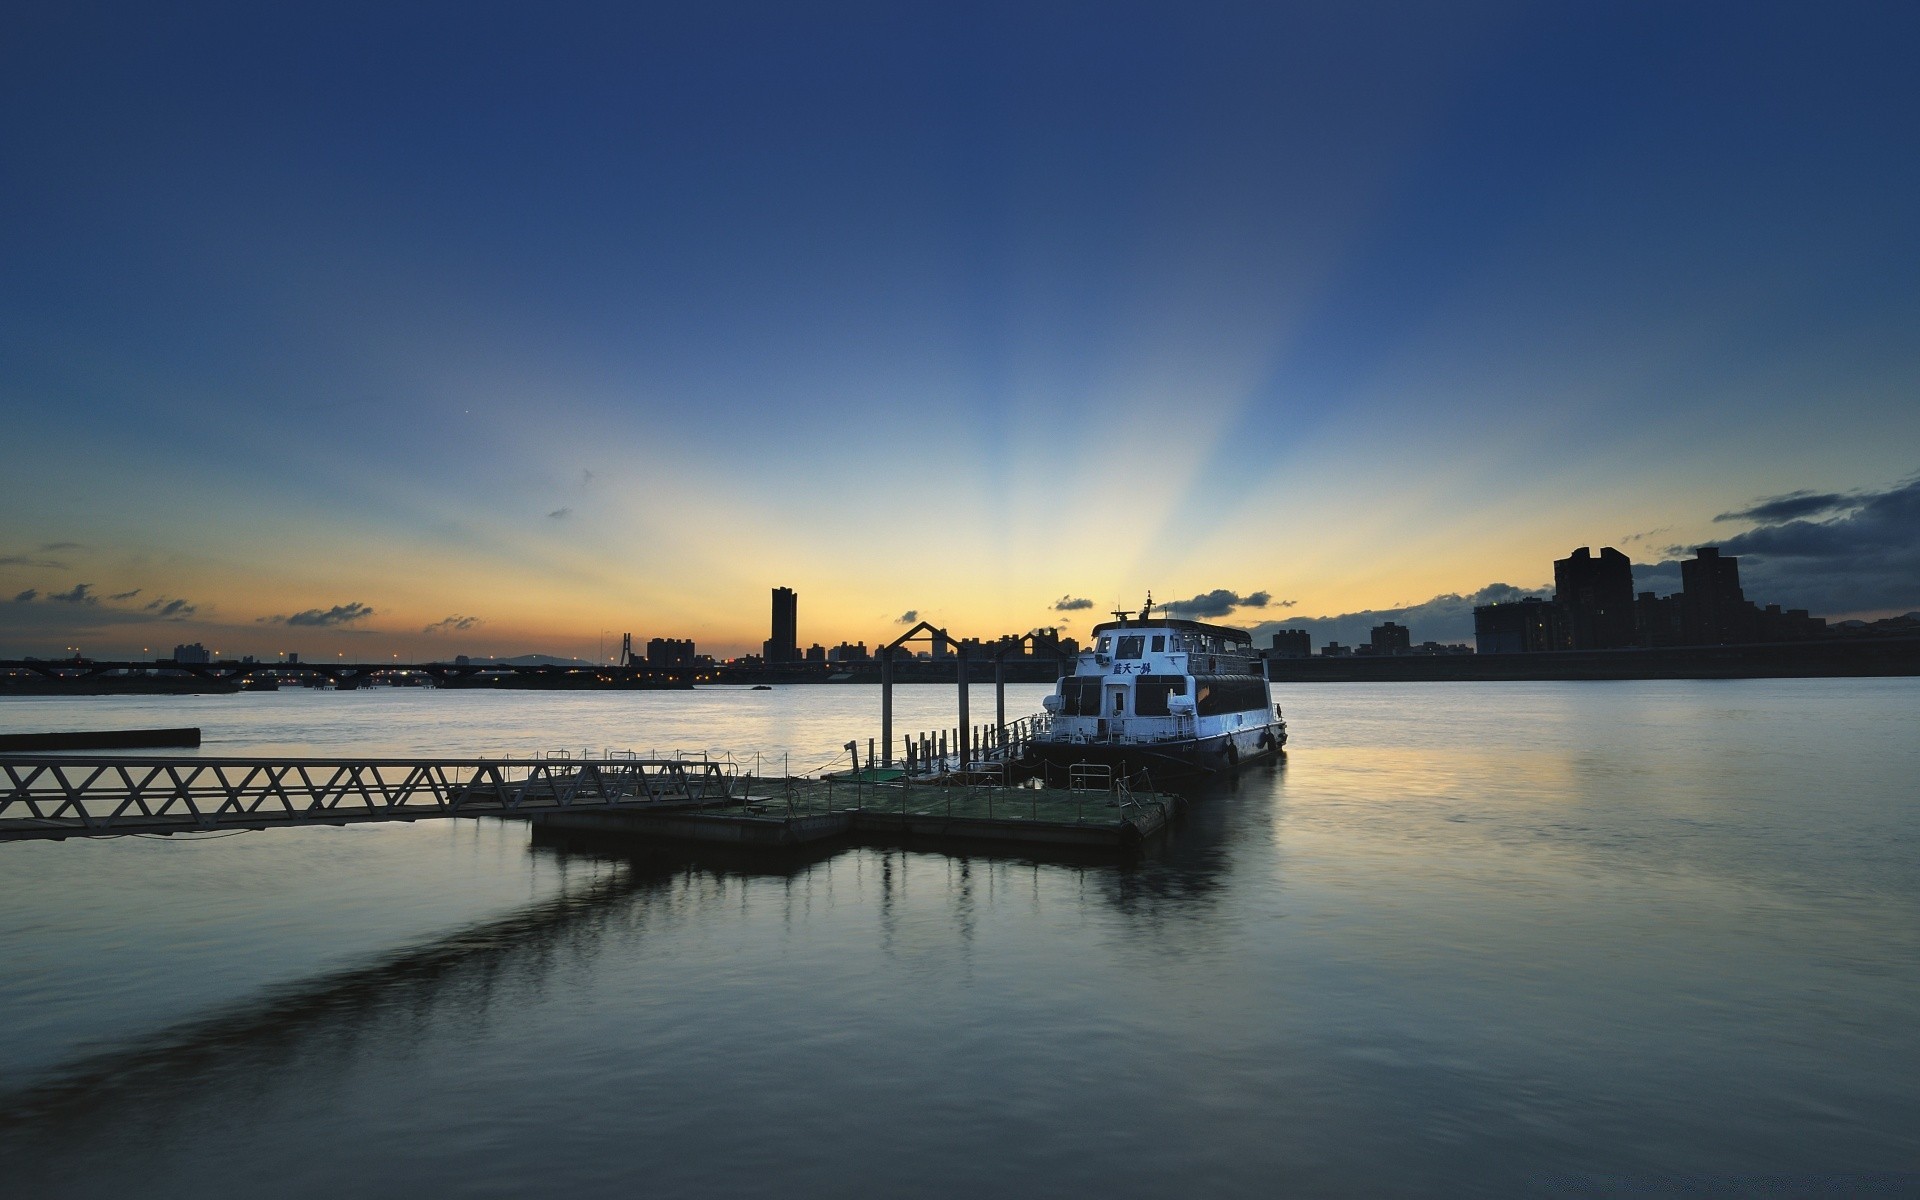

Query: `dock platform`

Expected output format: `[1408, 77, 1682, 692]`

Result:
[532, 776, 1180, 852]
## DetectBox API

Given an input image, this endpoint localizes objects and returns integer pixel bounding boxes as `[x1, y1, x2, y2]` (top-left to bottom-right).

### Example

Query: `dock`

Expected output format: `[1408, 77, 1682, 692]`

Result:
[0, 750, 1179, 854]
[532, 773, 1180, 852]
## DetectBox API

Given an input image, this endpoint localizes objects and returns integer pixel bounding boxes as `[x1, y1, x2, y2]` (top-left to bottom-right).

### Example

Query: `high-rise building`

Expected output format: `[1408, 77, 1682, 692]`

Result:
[647, 637, 696, 665]
[1554, 546, 1636, 649]
[171, 642, 210, 663]
[1268, 629, 1312, 658]
[1368, 621, 1412, 655]
[763, 586, 798, 662]
[1474, 598, 1570, 654]
[1681, 547, 1748, 645]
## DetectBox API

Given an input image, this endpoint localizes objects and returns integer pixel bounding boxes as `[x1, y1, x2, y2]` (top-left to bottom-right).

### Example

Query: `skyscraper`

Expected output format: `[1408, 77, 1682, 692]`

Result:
[1681, 547, 1748, 645]
[763, 586, 798, 662]
[1554, 546, 1636, 649]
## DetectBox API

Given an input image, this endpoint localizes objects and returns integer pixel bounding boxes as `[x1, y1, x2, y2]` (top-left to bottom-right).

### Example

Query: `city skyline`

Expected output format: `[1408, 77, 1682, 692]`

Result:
[5, 5, 1918, 660]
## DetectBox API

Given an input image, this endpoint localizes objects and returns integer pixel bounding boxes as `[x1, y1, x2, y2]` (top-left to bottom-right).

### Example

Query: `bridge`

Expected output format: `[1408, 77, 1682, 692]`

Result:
[0, 658, 704, 692]
[0, 753, 736, 841]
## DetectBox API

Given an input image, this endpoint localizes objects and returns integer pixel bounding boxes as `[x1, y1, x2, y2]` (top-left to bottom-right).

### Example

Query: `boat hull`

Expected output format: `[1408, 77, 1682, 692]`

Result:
[1025, 721, 1286, 787]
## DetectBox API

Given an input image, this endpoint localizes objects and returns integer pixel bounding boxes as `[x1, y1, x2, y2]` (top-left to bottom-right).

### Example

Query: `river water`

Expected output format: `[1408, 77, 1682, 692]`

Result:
[1, 680, 1916, 1196]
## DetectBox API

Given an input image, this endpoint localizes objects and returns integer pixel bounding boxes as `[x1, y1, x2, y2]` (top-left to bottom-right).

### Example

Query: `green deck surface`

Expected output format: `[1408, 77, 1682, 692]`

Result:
[740, 778, 1171, 827]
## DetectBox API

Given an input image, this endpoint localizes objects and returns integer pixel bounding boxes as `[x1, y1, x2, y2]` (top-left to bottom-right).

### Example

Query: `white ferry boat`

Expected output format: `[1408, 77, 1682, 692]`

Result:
[1030, 597, 1287, 784]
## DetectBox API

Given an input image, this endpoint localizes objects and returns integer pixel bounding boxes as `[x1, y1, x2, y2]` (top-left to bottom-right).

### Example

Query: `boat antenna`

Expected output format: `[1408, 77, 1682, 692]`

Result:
[1140, 591, 1153, 621]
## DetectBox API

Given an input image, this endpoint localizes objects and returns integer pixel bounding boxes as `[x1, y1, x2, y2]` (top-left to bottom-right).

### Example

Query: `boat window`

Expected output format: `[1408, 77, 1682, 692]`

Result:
[1096, 637, 1110, 653]
[1150, 635, 1165, 653]
[1193, 675, 1271, 717]
[1115, 635, 1144, 660]
[1059, 678, 1103, 716]
[1111, 689, 1125, 715]
[1134, 675, 1187, 716]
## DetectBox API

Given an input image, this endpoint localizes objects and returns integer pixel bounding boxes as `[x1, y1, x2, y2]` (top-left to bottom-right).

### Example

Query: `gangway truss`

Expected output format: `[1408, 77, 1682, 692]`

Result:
[0, 755, 736, 841]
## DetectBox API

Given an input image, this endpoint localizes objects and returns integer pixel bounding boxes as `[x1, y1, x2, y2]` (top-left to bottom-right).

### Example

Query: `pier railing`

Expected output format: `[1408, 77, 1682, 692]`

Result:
[899, 714, 1051, 775]
[0, 755, 736, 841]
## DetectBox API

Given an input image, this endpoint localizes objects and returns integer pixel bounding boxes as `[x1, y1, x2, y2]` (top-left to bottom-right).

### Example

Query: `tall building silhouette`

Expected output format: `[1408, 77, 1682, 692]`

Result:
[763, 586, 798, 662]
[1681, 547, 1748, 645]
[1554, 546, 1636, 649]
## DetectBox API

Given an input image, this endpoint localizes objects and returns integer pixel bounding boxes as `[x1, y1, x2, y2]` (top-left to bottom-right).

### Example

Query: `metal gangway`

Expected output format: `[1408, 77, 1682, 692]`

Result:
[0, 753, 737, 841]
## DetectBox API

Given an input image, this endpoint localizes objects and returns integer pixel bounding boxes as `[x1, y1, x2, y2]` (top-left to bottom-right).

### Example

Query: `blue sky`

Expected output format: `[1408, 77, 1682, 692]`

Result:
[3, 2, 1917, 657]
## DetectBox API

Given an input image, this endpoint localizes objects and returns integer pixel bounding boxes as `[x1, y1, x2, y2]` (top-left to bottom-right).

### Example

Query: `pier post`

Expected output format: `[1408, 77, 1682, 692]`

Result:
[995, 655, 1006, 748]
[957, 646, 970, 769]
[881, 647, 894, 766]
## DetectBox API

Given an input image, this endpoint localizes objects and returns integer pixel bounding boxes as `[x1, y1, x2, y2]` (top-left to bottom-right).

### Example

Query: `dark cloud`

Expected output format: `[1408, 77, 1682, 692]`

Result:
[0, 554, 69, 568]
[262, 602, 376, 627]
[11, 589, 36, 604]
[894, 610, 919, 624]
[423, 615, 481, 634]
[1669, 474, 1920, 616]
[1250, 583, 1551, 649]
[145, 598, 197, 619]
[109, 588, 141, 601]
[49, 583, 97, 605]
[547, 507, 572, 519]
[1714, 490, 1862, 524]
[1052, 596, 1094, 612]
[1161, 589, 1289, 618]
[1618, 525, 1672, 545]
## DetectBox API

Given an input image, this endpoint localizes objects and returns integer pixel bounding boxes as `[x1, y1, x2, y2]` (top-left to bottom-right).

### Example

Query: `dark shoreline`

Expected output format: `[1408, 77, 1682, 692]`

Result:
[1262, 637, 1920, 682]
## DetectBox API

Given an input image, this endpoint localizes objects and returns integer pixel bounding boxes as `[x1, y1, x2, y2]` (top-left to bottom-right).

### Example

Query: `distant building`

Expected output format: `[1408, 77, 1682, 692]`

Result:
[1681, 547, 1749, 645]
[1474, 598, 1569, 654]
[647, 638, 696, 665]
[1269, 629, 1312, 658]
[1634, 591, 1684, 647]
[286, 652, 300, 664]
[1321, 641, 1353, 658]
[1554, 546, 1636, 649]
[762, 587, 798, 662]
[1368, 621, 1412, 656]
[828, 641, 870, 662]
[1755, 603, 1826, 642]
[455, 655, 471, 666]
[804, 643, 826, 663]
[172, 642, 210, 664]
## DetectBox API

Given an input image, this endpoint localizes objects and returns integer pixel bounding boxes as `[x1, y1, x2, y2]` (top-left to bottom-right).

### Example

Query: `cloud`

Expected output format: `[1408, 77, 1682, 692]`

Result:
[1249, 582, 1551, 649]
[49, 583, 97, 605]
[1670, 472, 1920, 616]
[423, 614, 482, 634]
[1161, 589, 1289, 618]
[547, 507, 572, 519]
[11, 589, 36, 603]
[581, 469, 595, 486]
[261, 602, 376, 627]
[1052, 596, 1094, 611]
[1618, 525, 1672, 546]
[0, 554, 69, 569]
[895, 610, 919, 624]
[145, 598, 197, 619]
[109, 588, 141, 601]
[40, 542, 82, 552]
[1714, 490, 1863, 524]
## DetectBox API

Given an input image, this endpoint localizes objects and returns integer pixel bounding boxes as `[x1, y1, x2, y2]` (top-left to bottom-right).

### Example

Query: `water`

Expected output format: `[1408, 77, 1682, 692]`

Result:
[2, 680, 1916, 1196]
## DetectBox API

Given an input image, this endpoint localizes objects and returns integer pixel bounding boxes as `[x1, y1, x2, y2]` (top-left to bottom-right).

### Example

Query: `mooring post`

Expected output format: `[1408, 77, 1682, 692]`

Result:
[995, 654, 1006, 748]
[881, 646, 894, 766]
[957, 645, 970, 769]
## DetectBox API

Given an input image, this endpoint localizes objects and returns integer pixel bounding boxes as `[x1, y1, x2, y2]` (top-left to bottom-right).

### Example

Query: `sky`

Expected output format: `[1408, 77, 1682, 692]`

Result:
[3, 1, 1917, 660]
